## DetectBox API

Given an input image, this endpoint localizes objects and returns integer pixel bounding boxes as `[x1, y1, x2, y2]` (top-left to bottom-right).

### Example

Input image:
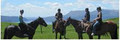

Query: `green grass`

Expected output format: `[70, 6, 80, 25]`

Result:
[1, 18, 119, 39]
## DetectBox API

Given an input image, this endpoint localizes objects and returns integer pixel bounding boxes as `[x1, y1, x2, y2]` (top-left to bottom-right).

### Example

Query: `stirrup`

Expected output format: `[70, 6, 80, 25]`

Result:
[82, 30, 86, 33]
[23, 34, 28, 37]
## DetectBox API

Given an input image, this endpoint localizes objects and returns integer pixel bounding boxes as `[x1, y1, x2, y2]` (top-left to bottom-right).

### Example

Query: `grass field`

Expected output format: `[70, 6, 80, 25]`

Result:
[1, 18, 119, 39]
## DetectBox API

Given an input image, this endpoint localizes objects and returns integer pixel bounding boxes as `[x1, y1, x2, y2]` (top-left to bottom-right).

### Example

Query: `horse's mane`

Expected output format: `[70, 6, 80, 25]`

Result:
[70, 18, 81, 23]
[28, 17, 43, 25]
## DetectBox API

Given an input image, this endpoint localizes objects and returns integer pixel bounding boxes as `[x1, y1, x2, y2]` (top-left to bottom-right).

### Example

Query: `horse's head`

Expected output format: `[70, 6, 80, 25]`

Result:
[37, 17, 47, 27]
[64, 17, 71, 26]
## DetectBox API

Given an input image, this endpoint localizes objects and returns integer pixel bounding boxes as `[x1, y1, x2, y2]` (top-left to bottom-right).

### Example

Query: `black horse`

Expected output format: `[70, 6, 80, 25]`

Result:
[4, 17, 47, 39]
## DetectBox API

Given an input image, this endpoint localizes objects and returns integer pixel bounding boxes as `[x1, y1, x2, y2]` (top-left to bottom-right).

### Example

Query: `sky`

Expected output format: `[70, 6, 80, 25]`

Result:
[1, 0, 119, 17]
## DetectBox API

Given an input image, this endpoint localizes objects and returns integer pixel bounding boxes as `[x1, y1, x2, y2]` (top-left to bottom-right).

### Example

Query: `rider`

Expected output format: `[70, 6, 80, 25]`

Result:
[53, 8, 63, 31]
[82, 8, 90, 32]
[91, 7, 102, 36]
[19, 10, 34, 36]
[55, 8, 63, 22]
[84, 8, 90, 22]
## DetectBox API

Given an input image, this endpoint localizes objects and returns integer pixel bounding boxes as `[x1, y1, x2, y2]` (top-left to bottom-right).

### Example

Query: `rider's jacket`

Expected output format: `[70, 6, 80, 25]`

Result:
[55, 12, 63, 20]
[19, 15, 25, 23]
[84, 11, 90, 21]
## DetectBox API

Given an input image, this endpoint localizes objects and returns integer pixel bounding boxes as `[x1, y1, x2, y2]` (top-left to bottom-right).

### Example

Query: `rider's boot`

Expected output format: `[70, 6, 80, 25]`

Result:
[91, 33, 94, 36]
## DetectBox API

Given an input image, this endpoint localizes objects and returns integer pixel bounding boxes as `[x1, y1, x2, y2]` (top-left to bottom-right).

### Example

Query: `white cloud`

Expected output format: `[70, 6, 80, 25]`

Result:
[44, 2, 60, 6]
[44, 2, 61, 9]
[2, 3, 56, 17]
[73, 0, 97, 11]
[2, 3, 19, 16]
[2, 0, 118, 17]
[64, 3, 73, 7]
[44, 2, 69, 15]
[102, 0, 119, 9]
[72, 0, 119, 11]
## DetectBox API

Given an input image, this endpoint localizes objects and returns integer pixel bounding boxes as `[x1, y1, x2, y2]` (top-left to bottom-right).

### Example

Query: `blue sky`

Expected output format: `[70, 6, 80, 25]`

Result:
[1, 0, 119, 17]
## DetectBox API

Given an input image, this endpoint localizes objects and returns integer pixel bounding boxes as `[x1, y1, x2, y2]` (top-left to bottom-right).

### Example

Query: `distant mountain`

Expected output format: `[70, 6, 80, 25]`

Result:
[64, 10, 85, 20]
[90, 9, 119, 21]
[1, 9, 119, 24]
[43, 9, 119, 23]
[1, 16, 28, 22]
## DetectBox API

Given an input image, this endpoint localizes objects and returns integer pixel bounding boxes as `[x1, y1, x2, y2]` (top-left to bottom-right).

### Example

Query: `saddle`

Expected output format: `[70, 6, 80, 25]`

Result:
[18, 23, 28, 34]
[55, 19, 64, 29]
[105, 21, 115, 24]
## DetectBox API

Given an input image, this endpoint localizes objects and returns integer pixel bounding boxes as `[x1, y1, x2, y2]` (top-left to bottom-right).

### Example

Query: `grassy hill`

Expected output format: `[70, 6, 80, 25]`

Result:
[1, 18, 119, 39]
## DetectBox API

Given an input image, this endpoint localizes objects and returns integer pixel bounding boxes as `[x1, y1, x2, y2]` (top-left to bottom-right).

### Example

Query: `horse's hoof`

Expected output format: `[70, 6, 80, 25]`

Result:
[65, 38, 68, 39]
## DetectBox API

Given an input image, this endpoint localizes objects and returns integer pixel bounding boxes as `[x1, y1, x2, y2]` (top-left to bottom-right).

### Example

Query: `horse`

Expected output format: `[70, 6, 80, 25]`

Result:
[4, 17, 47, 39]
[52, 20, 68, 39]
[85, 21, 118, 39]
[64, 17, 84, 39]
[64, 17, 118, 39]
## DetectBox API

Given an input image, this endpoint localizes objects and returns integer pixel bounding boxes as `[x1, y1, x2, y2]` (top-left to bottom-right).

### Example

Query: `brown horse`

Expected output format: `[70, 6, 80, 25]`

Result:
[64, 17, 118, 39]
[85, 21, 118, 39]
[64, 17, 84, 39]
[52, 20, 68, 39]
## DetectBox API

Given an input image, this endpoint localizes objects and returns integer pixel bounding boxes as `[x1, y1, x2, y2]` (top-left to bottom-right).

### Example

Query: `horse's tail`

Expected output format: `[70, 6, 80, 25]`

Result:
[52, 22, 55, 33]
[4, 27, 8, 39]
[114, 24, 118, 39]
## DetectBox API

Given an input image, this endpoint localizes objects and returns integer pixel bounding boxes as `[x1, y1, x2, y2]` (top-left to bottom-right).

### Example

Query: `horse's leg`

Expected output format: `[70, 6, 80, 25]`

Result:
[109, 32, 117, 39]
[87, 30, 93, 39]
[64, 34, 66, 39]
[4, 33, 7, 39]
[81, 34, 83, 39]
[79, 33, 83, 39]
[52, 22, 55, 33]
[59, 34, 62, 39]
[64, 30, 66, 39]
[4, 28, 8, 39]
[7, 29, 15, 39]
[40, 25, 42, 34]
[55, 32, 57, 39]
[88, 34, 93, 39]
[7, 34, 14, 39]
[77, 33, 81, 39]
[98, 35, 101, 39]
[28, 32, 34, 39]
[28, 35, 34, 39]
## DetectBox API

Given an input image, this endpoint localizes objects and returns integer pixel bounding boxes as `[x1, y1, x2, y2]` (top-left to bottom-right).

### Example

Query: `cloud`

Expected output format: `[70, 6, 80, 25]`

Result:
[72, 0, 119, 11]
[2, 3, 19, 16]
[2, 3, 56, 17]
[2, 0, 118, 17]
[64, 3, 73, 7]
[102, 0, 119, 9]
[44, 2, 61, 9]
[72, 0, 97, 11]
[44, 2, 71, 15]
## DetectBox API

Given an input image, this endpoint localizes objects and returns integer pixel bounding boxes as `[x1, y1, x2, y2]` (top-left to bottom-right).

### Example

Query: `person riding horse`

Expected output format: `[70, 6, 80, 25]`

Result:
[83, 8, 90, 23]
[53, 8, 63, 31]
[91, 7, 102, 36]
[55, 8, 63, 21]
[19, 10, 34, 36]
[81, 8, 90, 32]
